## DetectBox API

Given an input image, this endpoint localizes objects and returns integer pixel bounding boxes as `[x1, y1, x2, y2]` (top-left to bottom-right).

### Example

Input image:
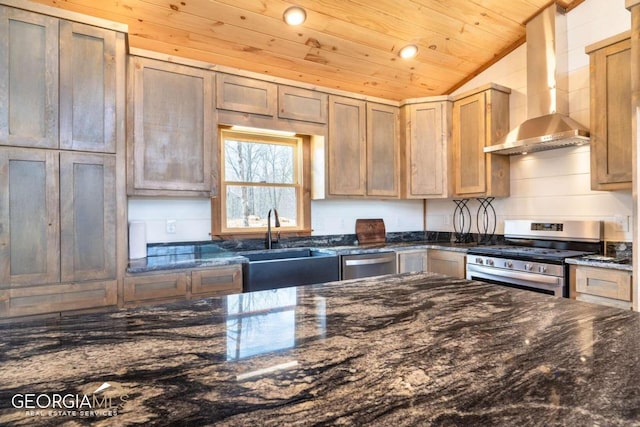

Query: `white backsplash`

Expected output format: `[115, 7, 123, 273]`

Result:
[129, 198, 425, 243]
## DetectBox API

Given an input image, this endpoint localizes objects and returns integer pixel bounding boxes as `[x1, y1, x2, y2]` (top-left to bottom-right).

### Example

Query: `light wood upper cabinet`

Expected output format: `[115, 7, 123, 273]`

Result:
[216, 73, 276, 116]
[587, 33, 632, 190]
[327, 96, 399, 198]
[328, 95, 367, 196]
[367, 103, 400, 197]
[278, 85, 328, 124]
[0, 7, 123, 153]
[59, 21, 120, 153]
[0, 7, 59, 149]
[452, 85, 510, 198]
[129, 56, 216, 196]
[403, 100, 452, 198]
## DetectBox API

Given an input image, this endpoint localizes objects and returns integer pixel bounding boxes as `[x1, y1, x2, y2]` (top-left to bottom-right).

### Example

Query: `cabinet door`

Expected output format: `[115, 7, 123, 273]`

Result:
[427, 249, 466, 279]
[367, 103, 399, 197]
[131, 57, 214, 195]
[406, 102, 451, 197]
[60, 152, 116, 282]
[397, 250, 428, 273]
[278, 85, 328, 123]
[59, 21, 119, 153]
[590, 38, 632, 190]
[328, 96, 366, 196]
[216, 73, 276, 116]
[0, 7, 59, 149]
[0, 148, 60, 286]
[453, 92, 486, 195]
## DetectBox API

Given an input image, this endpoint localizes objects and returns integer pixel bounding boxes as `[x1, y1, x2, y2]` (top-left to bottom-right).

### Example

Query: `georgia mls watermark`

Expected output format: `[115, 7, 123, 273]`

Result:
[10, 382, 128, 418]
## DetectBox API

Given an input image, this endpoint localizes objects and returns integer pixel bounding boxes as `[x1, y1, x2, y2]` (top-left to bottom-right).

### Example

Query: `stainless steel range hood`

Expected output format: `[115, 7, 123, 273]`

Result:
[485, 4, 590, 155]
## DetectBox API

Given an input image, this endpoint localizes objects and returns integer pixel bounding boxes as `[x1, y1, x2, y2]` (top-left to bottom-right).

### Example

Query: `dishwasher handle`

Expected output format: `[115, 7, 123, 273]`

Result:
[343, 254, 395, 266]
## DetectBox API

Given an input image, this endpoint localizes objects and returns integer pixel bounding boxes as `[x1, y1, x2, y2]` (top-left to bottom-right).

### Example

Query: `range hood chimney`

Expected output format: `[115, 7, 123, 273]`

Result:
[485, 4, 589, 155]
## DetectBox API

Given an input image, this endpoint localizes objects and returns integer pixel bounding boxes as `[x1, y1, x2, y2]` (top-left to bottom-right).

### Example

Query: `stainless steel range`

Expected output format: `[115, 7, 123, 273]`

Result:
[466, 220, 603, 297]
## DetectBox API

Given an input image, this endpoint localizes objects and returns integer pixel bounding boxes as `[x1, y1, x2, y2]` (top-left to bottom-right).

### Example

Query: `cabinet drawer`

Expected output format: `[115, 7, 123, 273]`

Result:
[191, 265, 242, 296]
[575, 266, 631, 301]
[0, 280, 117, 318]
[216, 74, 276, 116]
[124, 272, 188, 302]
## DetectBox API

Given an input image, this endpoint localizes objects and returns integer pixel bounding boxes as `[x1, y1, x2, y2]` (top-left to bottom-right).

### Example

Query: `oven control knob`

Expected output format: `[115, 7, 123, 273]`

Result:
[505, 261, 513, 268]
[525, 263, 533, 271]
[487, 259, 494, 266]
[475, 257, 483, 264]
[539, 266, 547, 273]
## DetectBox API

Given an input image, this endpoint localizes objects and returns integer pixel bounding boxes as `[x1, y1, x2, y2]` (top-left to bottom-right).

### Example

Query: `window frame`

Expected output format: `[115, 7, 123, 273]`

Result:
[211, 127, 311, 238]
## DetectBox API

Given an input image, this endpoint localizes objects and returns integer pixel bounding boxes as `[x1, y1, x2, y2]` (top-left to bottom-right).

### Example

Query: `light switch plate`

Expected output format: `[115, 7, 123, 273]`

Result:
[166, 219, 177, 234]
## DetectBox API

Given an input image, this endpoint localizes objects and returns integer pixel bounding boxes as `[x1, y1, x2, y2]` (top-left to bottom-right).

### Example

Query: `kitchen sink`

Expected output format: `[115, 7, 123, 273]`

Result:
[242, 248, 339, 292]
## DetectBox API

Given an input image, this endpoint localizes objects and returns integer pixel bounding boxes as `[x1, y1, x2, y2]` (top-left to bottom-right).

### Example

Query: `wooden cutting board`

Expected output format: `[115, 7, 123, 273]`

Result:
[355, 219, 386, 244]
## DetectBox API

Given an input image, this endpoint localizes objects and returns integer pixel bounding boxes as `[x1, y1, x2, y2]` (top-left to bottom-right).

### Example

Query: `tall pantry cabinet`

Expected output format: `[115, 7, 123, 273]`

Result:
[0, 5, 127, 318]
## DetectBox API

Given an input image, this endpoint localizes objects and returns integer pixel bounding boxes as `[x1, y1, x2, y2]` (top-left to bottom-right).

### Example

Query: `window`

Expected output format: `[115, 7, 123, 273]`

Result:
[213, 127, 310, 236]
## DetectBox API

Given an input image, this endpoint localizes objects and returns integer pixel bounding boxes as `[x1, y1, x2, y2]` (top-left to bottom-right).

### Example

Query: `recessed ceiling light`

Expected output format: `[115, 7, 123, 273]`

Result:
[283, 6, 307, 26]
[399, 44, 418, 59]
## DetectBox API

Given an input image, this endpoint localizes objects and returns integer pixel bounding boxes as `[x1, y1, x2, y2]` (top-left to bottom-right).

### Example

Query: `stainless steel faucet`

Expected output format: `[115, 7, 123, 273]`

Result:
[265, 208, 281, 249]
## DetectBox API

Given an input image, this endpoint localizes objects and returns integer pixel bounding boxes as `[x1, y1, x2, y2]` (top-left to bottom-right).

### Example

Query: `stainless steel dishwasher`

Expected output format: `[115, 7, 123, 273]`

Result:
[341, 252, 397, 280]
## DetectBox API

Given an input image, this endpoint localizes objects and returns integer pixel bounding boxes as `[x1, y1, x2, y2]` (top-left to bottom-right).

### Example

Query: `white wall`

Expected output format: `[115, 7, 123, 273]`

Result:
[128, 197, 425, 244]
[425, 0, 633, 242]
[128, 198, 213, 243]
[311, 199, 424, 236]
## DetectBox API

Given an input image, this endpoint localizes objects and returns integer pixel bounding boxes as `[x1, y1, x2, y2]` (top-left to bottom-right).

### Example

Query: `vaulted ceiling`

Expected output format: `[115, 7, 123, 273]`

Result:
[32, 0, 585, 100]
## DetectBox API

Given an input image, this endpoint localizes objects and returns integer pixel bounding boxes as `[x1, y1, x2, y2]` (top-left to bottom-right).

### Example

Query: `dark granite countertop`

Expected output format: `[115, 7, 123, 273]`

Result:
[566, 256, 633, 272]
[2, 272, 640, 425]
[127, 241, 474, 274]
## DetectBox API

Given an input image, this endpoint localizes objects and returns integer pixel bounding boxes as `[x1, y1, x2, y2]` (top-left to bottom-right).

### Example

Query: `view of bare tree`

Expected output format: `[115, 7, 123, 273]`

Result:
[224, 135, 298, 228]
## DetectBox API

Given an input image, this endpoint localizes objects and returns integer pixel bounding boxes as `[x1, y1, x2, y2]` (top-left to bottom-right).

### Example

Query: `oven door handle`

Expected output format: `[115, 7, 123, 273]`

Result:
[467, 264, 560, 286]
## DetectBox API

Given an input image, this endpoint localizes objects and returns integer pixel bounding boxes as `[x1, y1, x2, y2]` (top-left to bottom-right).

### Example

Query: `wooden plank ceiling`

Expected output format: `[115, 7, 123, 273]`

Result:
[32, 0, 584, 101]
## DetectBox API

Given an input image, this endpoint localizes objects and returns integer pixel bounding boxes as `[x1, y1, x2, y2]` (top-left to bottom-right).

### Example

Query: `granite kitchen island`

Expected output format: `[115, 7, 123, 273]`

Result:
[2, 272, 640, 426]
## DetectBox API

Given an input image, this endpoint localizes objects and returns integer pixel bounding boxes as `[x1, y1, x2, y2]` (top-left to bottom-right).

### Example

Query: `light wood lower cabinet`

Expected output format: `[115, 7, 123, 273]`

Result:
[124, 271, 189, 303]
[124, 264, 243, 304]
[396, 250, 429, 273]
[427, 249, 466, 279]
[0, 148, 118, 318]
[191, 266, 242, 297]
[571, 265, 632, 309]
[0, 280, 117, 318]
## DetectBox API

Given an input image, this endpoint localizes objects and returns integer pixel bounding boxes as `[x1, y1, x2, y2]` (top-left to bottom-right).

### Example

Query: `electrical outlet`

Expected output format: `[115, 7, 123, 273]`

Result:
[166, 219, 177, 234]
[443, 215, 451, 226]
[613, 215, 628, 232]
